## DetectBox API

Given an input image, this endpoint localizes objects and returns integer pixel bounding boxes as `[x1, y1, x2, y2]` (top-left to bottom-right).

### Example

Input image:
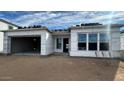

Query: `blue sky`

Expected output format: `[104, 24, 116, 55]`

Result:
[0, 11, 124, 30]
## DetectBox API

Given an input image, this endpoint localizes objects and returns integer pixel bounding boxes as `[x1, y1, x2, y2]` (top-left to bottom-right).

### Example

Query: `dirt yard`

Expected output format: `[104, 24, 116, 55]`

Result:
[0, 55, 124, 81]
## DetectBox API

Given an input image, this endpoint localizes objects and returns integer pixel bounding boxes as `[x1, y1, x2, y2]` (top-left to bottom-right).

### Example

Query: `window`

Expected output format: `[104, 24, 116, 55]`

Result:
[89, 34, 97, 50]
[56, 38, 62, 49]
[78, 34, 86, 50]
[100, 33, 109, 51]
[9, 26, 13, 29]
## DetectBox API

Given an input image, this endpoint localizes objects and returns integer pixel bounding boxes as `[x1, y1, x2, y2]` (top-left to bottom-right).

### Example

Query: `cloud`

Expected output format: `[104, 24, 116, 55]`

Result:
[90, 12, 124, 24]
[1, 11, 124, 29]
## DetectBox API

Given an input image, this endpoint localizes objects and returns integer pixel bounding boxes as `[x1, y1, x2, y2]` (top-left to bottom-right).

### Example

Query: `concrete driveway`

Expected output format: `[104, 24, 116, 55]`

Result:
[0, 55, 124, 81]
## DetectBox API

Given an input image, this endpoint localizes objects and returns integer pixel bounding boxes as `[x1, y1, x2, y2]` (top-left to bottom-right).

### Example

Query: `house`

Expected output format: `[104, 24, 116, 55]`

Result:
[1, 19, 124, 58]
[0, 19, 19, 53]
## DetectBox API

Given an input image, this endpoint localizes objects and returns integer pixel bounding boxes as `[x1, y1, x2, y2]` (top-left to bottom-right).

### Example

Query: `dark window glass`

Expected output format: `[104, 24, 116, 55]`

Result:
[89, 43, 97, 50]
[78, 43, 86, 50]
[100, 43, 109, 50]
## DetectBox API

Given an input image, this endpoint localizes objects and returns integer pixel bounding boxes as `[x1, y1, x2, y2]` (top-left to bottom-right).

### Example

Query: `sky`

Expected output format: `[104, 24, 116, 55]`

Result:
[0, 11, 124, 30]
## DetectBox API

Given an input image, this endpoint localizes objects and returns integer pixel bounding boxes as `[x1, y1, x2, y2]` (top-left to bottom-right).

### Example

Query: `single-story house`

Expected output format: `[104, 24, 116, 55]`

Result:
[1, 19, 124, 58]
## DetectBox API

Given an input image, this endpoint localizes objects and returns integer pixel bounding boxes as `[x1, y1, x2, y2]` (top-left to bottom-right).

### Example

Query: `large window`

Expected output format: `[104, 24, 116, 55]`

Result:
[56, 38, 62, 49]
[78, 34, 86, 50]
[89, 34, 97, 50]
[100, 33, 109, 51]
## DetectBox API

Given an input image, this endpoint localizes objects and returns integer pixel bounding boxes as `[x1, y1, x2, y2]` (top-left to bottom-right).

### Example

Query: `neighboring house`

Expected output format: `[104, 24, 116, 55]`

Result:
[0, 19, 18, 53]
[1, 19, 124, 58]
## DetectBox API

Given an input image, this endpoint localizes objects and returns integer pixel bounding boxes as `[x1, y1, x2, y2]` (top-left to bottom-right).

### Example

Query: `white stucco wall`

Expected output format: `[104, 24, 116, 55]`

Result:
[45, 32, 54, 55]
[70, 27, 121, 58]
[3, 30, 53, 55]
[0, 32, 3, 52]
[110, 30, 120, 57]
[0, 21, 18, 53]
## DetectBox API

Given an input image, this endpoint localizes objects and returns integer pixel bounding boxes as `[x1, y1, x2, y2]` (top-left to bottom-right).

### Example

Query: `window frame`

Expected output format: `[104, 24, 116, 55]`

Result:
[78, 33, 87, 51]
[88, 33, 98, 51]
[56, 38, 62, 50]
[99, 33, 110, 51]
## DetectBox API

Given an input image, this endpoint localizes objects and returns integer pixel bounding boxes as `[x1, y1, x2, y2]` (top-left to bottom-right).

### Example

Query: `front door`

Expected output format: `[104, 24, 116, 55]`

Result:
[63, 38, 69, 53]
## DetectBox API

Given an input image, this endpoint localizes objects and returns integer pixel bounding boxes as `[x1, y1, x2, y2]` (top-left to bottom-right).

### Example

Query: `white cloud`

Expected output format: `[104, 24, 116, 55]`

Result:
[13, 12, 62, 26]
[10, 11, 124, 29]
[90, 12, 124, 24]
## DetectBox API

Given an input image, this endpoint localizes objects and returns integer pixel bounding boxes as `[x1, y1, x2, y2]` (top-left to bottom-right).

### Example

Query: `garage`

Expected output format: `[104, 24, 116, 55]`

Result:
[11, 36, 41, 54]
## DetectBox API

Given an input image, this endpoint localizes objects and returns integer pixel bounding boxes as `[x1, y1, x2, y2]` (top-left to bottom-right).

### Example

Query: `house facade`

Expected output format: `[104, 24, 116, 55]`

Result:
[1, 19, 124, 58]
[70, 25, 121, 58]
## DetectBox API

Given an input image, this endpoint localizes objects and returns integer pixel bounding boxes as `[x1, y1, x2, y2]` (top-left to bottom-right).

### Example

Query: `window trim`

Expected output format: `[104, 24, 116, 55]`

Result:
[99, 33, 110, 51]
[88, 33, 98, 51]
[78, 33, 87, 51]
[77, 32, 110, 51]
[56, 38, 62, 50]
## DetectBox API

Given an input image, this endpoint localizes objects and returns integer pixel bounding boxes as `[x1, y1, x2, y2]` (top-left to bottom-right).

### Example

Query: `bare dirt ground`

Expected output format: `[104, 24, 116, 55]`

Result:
[0, 55, 124, 81]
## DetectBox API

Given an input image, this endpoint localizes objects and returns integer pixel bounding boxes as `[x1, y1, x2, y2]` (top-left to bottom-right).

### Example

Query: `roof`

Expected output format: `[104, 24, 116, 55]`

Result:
[1, 27, 52, 33]
[70, 24, 124, 30]
[0, 19, 19, 27]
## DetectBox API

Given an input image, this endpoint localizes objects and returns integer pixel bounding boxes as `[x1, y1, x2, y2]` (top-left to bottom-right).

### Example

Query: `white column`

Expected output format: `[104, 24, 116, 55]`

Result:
[3, 34, 9, 54]
[8, 36, 11, 54]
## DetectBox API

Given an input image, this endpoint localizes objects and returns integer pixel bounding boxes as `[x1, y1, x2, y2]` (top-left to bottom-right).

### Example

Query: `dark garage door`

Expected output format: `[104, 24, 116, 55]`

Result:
[11, 36, 41, 54]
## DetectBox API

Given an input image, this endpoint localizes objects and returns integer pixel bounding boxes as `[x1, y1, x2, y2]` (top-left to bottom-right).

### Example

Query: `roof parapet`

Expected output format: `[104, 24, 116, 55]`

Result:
[71, 23, 124, 29]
